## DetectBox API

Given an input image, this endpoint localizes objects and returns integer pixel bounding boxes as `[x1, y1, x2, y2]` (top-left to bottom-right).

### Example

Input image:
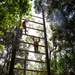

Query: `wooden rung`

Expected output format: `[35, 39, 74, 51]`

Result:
[22, 34, 44, 39]
[26, 26, 44, 32]
[22, 34, 45, 39]
[29, 20, 43, 25]
[33, 15, 43, 19]
[20, 41, 45, 47]
[17, 48, 45, 55]
[14, 68, 47, 73]
[16, 58, 46, 63]
[22, 19, 43, 25]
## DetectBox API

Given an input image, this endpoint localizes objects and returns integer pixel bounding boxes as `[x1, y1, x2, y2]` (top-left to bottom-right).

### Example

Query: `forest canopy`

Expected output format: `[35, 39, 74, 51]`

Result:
[0, 0, 75, 75]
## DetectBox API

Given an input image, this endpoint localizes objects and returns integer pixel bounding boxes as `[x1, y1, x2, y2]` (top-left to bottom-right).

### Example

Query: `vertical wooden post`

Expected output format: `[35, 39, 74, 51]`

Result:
[42, 7, 50, 75]
[8, 27, 19, 75]
[8, 34, 18, 75]
[8, 46, 17, 75]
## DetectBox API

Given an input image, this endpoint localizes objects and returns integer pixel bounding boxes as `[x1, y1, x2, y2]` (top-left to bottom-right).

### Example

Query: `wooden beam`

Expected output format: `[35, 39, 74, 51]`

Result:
[22, 34, 45, 39]
[32, 15, 43, 19]
[16, 58, 46, 63]
[22, 19, 43, 25]
[17, 48, 45, 55]
[14, 68, 47, 73]
[29, 20, 43, 25]
[42, 8, 50, 75]
[20, 41, 45, 47]
[26, 26, 44, 32]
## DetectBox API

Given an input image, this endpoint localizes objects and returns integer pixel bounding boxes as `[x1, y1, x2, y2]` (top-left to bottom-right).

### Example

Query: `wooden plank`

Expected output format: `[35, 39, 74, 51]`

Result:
[29, 20, 43, 25]
[22, 19, 43, 25]
[32, 15, 43, 19]
[20, 41, 45, 47]
[22, 34, 45, 39]
[17, 48, 45, 55]
[15, 58, 46, 63]
[26, 26, 44, 32]
[14, 68, 47, 73]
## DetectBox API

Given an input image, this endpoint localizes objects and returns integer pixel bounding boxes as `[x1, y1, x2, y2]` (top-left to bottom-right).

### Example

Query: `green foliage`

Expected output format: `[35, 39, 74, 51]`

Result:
[48, 0, 75, 74]
[15, 63, 22, 68]
[0, 44, 4, 50]
[0, 0, 32, 75]
[0, 31, 4, 36]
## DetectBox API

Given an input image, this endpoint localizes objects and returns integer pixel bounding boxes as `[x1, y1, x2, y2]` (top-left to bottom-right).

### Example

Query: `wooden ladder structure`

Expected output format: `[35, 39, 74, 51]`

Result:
[8, 11, 50, 75]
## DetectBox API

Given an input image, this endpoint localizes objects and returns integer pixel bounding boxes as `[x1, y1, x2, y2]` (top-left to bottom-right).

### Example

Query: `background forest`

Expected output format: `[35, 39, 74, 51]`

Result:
[0, 0, 75, 75]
